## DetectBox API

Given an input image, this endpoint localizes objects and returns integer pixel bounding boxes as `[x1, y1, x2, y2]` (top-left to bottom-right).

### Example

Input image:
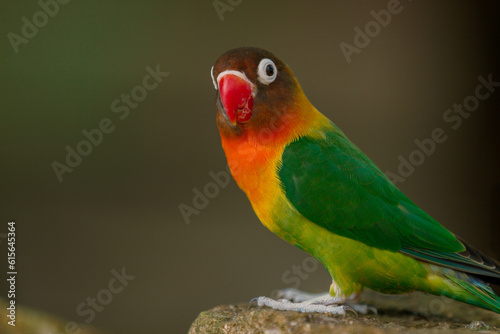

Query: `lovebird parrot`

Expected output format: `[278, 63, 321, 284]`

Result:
[211, 47, 500, 315]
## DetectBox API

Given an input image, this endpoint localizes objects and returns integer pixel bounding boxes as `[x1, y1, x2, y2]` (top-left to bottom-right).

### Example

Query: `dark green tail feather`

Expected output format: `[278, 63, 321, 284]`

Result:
[402, 248, 500, 283]
[445, 274, 500, 313]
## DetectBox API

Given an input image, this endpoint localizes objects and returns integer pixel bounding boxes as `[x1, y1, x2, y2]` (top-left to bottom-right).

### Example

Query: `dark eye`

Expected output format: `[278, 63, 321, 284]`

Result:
[257, 58, 277, 84]
[265, 64, 274, 77]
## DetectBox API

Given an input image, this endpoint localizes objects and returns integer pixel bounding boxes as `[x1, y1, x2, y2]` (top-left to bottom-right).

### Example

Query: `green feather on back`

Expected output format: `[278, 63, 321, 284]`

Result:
[278, 121, 465, 255]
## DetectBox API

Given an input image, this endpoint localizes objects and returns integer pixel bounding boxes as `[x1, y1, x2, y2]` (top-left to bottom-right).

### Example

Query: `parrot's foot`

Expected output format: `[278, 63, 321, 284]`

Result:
[251, 295, 352, 315]
[250, 288, 376, 315]
[274, 288, 327, 302]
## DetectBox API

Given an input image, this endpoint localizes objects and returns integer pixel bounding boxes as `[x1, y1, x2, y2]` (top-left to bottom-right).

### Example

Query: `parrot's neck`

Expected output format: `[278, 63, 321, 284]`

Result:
[220, 98, 313, 197]
[219, 99, 329, 226]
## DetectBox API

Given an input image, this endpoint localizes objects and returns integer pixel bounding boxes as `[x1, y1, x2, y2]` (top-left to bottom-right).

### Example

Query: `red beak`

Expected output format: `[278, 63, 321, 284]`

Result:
[219, 73, 254, 124]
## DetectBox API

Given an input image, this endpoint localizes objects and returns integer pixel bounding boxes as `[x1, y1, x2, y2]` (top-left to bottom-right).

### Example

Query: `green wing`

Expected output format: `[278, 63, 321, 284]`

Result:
[278, 122, 500, 280]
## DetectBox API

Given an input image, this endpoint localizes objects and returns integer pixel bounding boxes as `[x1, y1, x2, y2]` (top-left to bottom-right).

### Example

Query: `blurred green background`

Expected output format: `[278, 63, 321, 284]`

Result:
[1, 1, 499, 333]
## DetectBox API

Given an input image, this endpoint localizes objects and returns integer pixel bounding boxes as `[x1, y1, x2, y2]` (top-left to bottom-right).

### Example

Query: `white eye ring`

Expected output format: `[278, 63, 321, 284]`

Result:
[257, 58, 277, 85]
[211, 66, 217, 90]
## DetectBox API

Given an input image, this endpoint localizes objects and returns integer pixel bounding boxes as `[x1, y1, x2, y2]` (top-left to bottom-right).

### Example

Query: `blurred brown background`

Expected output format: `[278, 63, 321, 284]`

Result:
[1, 1, 499, 333]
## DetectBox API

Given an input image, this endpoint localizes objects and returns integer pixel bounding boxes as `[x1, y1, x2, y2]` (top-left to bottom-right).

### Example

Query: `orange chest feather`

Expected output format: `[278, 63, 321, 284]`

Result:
[219, 108, 324, 207]
[220, 133, 285, 206]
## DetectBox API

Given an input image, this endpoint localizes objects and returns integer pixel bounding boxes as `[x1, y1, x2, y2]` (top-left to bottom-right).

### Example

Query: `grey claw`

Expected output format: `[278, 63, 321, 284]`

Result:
[341, 305, 358, 317]
[248, 297, 260, 309]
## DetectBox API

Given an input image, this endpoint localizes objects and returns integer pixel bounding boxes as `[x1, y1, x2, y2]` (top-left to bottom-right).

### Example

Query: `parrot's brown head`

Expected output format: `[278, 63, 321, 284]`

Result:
[212, 47, 306, 138]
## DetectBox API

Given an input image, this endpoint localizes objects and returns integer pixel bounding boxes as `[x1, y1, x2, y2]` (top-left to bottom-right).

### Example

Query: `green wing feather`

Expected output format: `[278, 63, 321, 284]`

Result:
[278, 121, 500, 281]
